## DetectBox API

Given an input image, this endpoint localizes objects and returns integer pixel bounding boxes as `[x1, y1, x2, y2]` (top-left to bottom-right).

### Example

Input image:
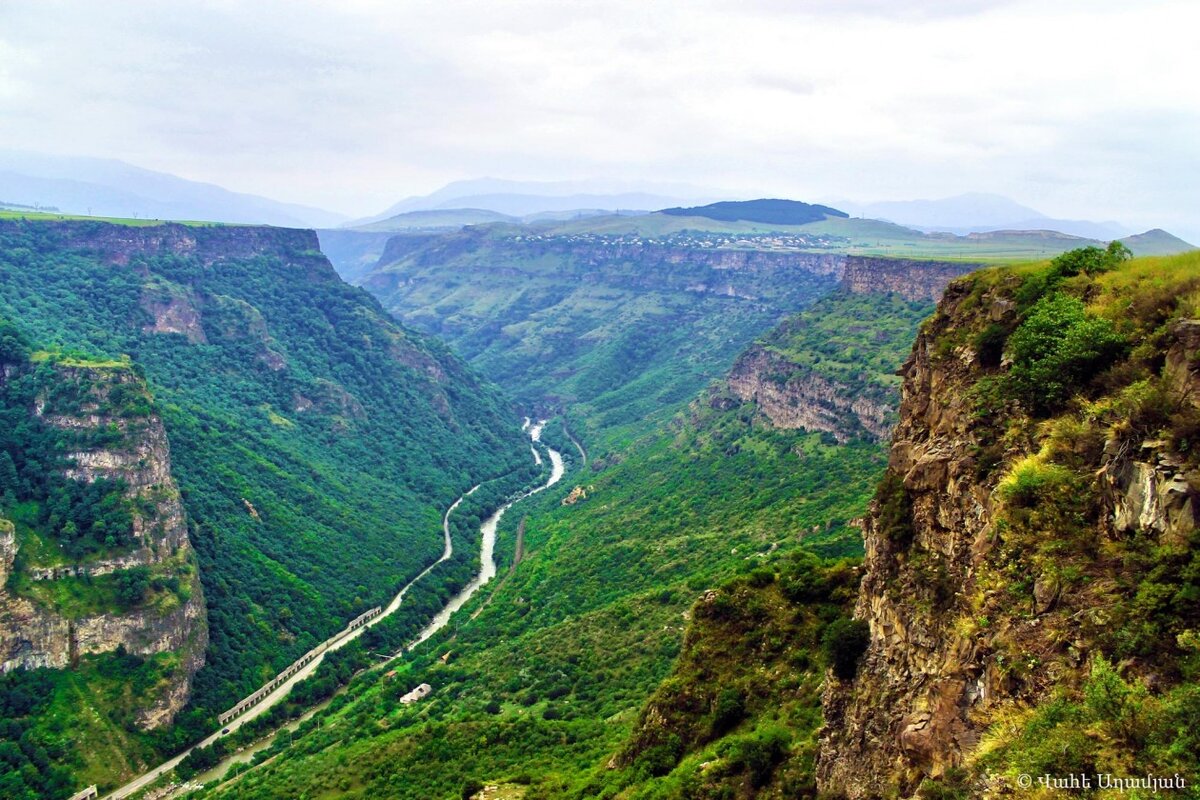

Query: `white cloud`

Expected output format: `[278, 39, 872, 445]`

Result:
[0, 0, 1196, 238]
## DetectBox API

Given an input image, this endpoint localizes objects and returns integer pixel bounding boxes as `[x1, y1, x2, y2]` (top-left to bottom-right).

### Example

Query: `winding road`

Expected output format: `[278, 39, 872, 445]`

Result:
[102, 421, 563, 800]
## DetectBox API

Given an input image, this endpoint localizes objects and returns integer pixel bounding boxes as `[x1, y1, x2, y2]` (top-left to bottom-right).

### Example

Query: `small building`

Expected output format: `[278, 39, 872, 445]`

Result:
[399, 683, 432, 705]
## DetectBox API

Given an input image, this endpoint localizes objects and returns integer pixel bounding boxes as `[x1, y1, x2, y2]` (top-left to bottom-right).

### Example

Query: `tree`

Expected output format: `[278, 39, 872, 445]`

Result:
[1049, 241, 1132, 280]
[0, 319, 28, 365]
[0, 451, 18, 502]
[115, 566, 150, 607]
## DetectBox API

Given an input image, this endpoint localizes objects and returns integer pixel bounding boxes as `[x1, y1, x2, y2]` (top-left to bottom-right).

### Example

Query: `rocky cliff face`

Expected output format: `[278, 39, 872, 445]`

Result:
[366, 230, 976, 303]
[34, 218, 325, 269]
[725, 258, 972, 442]
[840, 257, 977, 302]
[364, 231, 847, 301]
[727, 347, 894, 442]
[0, 362, 207, 729]
[816, 262, 1200, 797]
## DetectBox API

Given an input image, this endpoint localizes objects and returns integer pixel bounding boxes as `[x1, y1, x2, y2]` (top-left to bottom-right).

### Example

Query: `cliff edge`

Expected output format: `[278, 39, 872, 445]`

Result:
[818, 250, 1200, 797]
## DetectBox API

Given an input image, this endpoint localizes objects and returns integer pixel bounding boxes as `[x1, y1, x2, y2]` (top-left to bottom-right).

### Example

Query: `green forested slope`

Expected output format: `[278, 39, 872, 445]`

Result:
[0, 220, 530, 755]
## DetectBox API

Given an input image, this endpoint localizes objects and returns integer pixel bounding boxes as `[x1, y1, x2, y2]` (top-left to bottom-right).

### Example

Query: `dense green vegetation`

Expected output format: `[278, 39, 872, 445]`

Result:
[0, 649, 183, 799]
[189, 247, 1200, 799]
[0, 219, 531, 790]
[758, 290, 931, 395]
[562, 554, 862, 800]
[196, 397, 882, 799]
[749, 289, 935, 438]
[0, 340, 141, 562]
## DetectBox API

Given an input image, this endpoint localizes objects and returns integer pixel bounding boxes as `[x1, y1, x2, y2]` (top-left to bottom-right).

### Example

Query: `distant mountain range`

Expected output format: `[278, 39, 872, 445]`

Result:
[0, 151, 347, 228]
[0, 154, 1183, 245]
[830, 192, 1130, 239]
[358, 185, 1145, 242]
[345, 177, 725, 226]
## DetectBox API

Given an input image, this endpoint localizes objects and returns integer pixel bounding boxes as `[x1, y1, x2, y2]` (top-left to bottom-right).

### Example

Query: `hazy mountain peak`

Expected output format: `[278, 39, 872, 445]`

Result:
[0, 150, 347, 227]
[828, 191, 1130, 239]
[350, 177, 735, 226]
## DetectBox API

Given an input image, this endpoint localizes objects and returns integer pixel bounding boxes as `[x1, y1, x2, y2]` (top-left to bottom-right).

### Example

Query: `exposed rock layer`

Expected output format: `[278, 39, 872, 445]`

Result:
[727, 347, 893, 442]
[0, 363, 207, 729]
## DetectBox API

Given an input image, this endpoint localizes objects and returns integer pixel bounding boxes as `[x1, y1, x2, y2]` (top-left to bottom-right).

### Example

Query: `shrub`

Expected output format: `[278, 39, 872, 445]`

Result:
[822, 618, 870, 680]
[997, 456, 1077, 509]
[781, 552, 831, 603]
[710, 688, 746, 736]
[875, 472, 914, 550]
[918, 766, 971, 800]
[115, 566, 150, 607]
[747, 567, 775, 588]
[973, 323, 1009, 369]
[1006, 293, 1127, 414]
[726, 725, 791, 788]
[1049, 241, 1131, 279]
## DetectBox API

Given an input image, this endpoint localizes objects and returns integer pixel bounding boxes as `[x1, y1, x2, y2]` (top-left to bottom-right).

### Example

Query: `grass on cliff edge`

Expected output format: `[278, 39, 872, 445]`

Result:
[0, 209, 234, 227]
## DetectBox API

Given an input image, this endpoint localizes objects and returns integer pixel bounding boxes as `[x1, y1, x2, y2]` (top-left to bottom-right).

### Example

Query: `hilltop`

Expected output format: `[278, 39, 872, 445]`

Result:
[659, 198, 849, 226]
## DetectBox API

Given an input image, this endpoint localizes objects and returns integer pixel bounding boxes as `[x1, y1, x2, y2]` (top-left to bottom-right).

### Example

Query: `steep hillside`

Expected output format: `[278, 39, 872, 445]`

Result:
[571, 556, 862, 800]
[0, 218, 530, 793]
[726, 257, 970, 443]
[191, 393, 882, 800]
[819, 250, 1200, 797]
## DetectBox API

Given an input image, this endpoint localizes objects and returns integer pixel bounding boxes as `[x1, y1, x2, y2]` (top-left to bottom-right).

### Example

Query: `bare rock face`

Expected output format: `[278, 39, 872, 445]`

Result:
[840, 257, 978, 302]
[814, 280, 1025, 795]
[722, 257, 977, 444]
[728, 347, 894, 442]
[141, 285, 208, 344]
[0, 363, 207, 729]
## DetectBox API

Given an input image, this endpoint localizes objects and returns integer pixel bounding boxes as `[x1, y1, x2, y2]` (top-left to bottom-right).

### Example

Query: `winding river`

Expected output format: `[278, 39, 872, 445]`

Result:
[105, 420, 564, 800]
[407, 419, 563, 649]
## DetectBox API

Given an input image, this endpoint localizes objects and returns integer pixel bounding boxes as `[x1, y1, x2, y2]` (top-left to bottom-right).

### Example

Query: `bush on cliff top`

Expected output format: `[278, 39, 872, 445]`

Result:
[1006, 293, 1126, 415]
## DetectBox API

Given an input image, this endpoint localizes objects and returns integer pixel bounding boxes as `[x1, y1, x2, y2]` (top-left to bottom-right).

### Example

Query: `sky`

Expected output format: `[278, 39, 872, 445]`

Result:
[1, 0, 1198, 236]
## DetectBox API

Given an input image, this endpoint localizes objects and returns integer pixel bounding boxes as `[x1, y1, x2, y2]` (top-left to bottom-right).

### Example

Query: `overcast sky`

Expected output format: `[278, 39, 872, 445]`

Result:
[1, 0, 1197, 235]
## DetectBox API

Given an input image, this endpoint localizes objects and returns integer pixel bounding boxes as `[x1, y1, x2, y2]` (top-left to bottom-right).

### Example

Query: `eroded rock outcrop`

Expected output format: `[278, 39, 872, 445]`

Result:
[726, 258, 976, 442]
[817, 273, 1200, 797]
[727, 347, 893, 442]
[840, 257, 978, 302]
[0, 362, 207, 729]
